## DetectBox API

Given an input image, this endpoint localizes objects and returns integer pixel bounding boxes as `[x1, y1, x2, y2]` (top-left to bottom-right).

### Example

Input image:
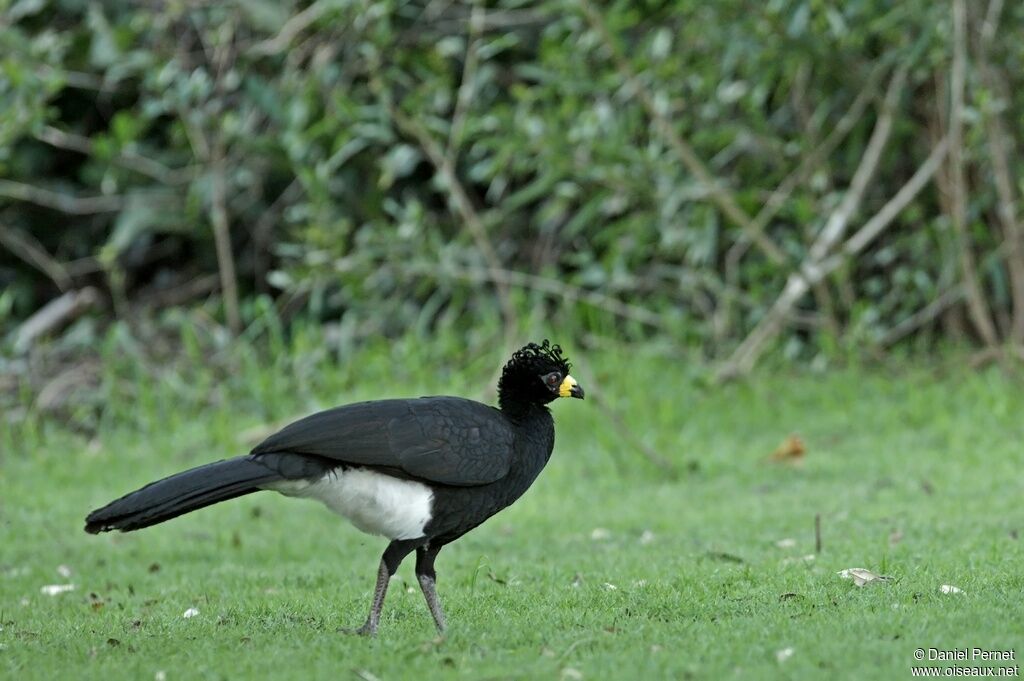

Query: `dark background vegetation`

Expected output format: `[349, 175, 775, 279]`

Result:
[3, 5, 1024, 678]
[2, 0, 1023, 378]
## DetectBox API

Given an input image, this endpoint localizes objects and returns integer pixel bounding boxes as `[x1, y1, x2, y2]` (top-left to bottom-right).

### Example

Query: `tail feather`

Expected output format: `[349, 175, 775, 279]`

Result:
[85, 456, 281, 534]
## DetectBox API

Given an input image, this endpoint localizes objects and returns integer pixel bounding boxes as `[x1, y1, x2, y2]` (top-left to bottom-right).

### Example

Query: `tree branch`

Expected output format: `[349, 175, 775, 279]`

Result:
[949, 0, 999, 346]
[0, 223, 73, 291]
[0, 180, 124, 214]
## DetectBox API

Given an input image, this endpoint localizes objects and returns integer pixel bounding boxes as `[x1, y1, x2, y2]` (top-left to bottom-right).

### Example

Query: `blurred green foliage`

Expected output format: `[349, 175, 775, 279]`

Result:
[1, 0, 1022, 360]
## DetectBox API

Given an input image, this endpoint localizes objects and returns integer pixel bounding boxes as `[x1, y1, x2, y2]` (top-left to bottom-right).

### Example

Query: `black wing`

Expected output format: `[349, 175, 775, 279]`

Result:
[250, 397, 514, 486]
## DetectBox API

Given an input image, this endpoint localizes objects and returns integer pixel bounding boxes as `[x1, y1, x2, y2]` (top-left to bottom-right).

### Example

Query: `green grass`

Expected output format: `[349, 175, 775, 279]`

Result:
[2, 339, 1023, 680]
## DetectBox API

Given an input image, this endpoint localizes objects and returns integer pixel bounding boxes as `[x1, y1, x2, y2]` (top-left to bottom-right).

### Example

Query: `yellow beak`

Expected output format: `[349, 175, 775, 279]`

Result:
[558, 375, 585, 399]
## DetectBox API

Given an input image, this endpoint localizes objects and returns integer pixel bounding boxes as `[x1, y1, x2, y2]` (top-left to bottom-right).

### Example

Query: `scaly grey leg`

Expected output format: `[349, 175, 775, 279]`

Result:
[415, 545, 446, 633]
[344, 539, 418, 636]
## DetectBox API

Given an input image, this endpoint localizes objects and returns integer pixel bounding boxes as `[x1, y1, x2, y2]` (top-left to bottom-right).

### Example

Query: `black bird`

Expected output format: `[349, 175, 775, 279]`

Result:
[85, 340, 583, 635]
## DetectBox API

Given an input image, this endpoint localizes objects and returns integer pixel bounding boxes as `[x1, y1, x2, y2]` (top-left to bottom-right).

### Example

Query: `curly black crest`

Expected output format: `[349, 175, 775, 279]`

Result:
[497, 340, 572, 411]
[506, 340, 570, 372]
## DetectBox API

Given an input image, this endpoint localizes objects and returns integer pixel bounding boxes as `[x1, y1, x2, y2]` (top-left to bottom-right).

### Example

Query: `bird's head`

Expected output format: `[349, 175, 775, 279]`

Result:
[498, 340, 584, 412]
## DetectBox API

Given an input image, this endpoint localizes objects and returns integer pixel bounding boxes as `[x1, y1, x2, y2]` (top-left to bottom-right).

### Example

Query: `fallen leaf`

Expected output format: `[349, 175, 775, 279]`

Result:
[40, 584, 75, 596]
[837, 568, 891, 587]
[769, 434, 805, 463]
[939, 584, 963, 594]
[182, 607, 200, 619]
[776, 647, 795, 663]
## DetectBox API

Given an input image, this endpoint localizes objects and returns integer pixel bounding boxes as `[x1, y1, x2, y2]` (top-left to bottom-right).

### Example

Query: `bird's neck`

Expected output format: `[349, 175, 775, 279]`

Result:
[498, 399, 552, 425]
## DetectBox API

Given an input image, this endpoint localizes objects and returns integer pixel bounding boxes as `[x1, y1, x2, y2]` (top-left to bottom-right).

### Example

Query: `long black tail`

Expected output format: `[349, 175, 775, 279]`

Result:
[85, 455, 285, 534]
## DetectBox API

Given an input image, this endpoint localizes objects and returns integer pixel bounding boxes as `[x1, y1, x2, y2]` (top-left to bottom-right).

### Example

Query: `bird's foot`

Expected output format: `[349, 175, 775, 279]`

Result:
[339, 621, 377, 637]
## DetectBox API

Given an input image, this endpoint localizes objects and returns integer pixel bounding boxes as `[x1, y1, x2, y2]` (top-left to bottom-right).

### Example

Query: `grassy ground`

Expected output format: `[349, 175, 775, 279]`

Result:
[2, 338, 1023, 680]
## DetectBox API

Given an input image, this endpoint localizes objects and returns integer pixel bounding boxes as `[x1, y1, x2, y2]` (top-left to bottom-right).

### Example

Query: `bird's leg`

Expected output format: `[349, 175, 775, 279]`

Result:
[415, 545, 446, 633]
[346, 539, 417, 636]
[351, 559, 389, 636]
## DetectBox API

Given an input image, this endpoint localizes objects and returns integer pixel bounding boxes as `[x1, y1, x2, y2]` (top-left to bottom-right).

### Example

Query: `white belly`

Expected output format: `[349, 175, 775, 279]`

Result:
[266, 468, 434, 540]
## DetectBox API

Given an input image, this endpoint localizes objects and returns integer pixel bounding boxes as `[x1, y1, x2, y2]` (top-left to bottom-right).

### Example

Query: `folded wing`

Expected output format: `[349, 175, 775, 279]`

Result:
[250, 397, 514, 486]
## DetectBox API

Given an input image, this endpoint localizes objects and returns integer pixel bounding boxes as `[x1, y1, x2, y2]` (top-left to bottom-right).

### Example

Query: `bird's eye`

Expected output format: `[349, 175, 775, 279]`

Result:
[544, 372, 561, 386]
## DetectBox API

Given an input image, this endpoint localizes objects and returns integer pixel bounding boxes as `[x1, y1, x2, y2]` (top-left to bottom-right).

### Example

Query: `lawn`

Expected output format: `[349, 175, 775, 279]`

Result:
[2, 340, 1023, 680]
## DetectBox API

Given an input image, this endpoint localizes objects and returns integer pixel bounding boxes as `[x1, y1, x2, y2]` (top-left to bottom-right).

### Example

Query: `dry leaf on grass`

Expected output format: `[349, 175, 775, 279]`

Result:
[838, 568, 891, 586]
[768, 434, 806, 463]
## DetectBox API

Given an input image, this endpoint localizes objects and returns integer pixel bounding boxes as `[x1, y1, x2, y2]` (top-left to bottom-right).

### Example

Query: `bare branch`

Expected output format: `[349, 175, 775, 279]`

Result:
[949, 0, 999, 346]
[0, 223, 72, 291]
[878, 285, 965, 348]
[976, 0, 1024, 341]
[841, 138, 951, 255]
[717, 136, 950, 380]
[12, 288, 100, 354]
[248, 0, 334, 56]
[809, 65, 907, 262]
[210, 156, 242, 335]
[34, 126, 194, 185]
[0, 179, 124, 214]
